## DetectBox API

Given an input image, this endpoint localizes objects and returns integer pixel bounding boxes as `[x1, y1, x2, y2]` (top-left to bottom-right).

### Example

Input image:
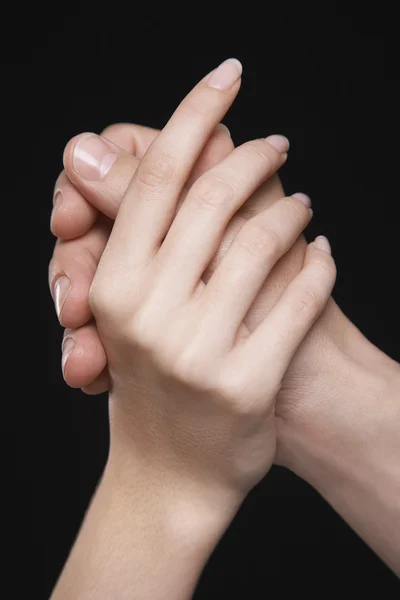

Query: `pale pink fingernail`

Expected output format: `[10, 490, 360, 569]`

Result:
[216, 123, 231, 137]
[53, 190, 62, 207]
[73, 134, 117, 180]
[62, 337, 75, 376]
[292, 193, 312, 208]
[54, 276, 71, 318]
[314, 235, 331, 254]
[208, 58, 243, 90]
[265, 134, 290, 153]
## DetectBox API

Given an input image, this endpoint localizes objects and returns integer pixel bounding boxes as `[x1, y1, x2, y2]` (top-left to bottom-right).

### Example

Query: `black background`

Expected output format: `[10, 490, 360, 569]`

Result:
[32, 11, 400, 599]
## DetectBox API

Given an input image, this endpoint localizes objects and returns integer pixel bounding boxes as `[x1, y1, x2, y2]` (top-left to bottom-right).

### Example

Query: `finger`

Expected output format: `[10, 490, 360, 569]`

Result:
[61, 323, 108, 389]
[202, 176, 311, 324]
[104, 58, 243, 273]
[62, 133, 141, 220]
[234, 237, 336, 387]
[202, 173, 288, 282]
[51, 123, 161, 240]
[197, 194, 312, 347]
[49, 217, 111, 327]
[52, 124, 234, 391]
[101, 122, 160, 158]
[60, 123, 233, 229]
[81, 369, 110, 395]
[186, 124, 234, 186]
[51, 125, 234, 391]
[150, 135, 289, 304]
[51, 170, 98, 240]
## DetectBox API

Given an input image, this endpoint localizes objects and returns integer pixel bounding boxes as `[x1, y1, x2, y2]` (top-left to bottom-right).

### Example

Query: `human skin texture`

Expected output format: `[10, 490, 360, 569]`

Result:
[50, 58, 338, 599]
[50, 60, 400, 596]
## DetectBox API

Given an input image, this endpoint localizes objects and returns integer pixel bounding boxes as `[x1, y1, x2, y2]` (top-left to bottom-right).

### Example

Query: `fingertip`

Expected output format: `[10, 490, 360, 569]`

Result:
[50, 191, 98, 239]
[63, 132, 95, 173]
[292, 192, 312, 209]
[305, 236, 337, 281]
[81, 369, 110, 395]
[215, 123, 231, 138]
[61, 326, 107, 389]
[56, 280, 93, 328]
[313, 235, 332, 254]
[50, 169, 98, 239]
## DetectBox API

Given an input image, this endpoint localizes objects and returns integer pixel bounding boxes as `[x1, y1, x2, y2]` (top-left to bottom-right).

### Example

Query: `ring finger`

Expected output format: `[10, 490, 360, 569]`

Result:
[196, 194, 312, 347]
[148, 136, 289, 306]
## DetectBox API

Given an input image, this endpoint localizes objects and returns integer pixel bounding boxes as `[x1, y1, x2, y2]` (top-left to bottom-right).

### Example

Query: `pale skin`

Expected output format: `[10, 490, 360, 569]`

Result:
[49, 59, 400, 597]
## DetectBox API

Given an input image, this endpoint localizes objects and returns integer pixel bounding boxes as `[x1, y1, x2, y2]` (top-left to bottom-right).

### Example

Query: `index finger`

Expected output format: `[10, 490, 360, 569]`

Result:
[104, 58, 243, 272]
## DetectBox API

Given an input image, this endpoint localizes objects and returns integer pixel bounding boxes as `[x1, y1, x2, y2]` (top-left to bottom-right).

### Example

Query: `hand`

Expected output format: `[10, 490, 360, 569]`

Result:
[50, 121, 237, 392]
[49, 105, 396, 467]
[88, 59, 334, 500]
[50, 59, 335, 600]
[50, 64, 400, 573]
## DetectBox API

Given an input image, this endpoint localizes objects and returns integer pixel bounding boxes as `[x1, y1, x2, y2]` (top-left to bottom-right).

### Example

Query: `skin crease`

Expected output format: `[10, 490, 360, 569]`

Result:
[50, 62, 339, 600]
[50, 63, 400, 596]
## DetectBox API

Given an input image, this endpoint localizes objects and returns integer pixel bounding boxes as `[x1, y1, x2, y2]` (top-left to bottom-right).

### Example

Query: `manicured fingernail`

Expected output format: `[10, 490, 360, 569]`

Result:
[216, 123, 231, 137]
[208, 58, 243, 90]
[54, 276, 71, 318]
[73, 134, 117, 180]
[53, 190, 62, 207]
[314, 235, 331, 254]
[62, 337, 75, 376]
[265, 135, 290, 153]
[292, 193, 312, 208]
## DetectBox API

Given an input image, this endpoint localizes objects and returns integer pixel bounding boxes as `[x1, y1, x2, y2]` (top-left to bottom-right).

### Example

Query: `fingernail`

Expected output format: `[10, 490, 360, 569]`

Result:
[216, 123, 231, 137]
[208, 58, 243, 90]
[54, 276, 71, 318]
[73, 134, 117, 180]
[265, 135, 290, 153]
[53, 190, 62, 207]
[292, 193, 312, 208]
[314, 235, 331, 254]
[62, 337, 75, 376]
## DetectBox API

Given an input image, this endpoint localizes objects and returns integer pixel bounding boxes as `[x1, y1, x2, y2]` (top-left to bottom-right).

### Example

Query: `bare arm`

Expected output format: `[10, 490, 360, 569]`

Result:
[50, 58, 335, 598]
[277, 336, 400, 575]
[50, 446, 237, 599]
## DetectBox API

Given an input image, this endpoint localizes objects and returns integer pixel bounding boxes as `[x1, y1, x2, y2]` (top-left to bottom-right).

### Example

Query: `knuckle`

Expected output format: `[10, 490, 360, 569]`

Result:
[88, 280, 110, 318]
[243, 140, 275, 169]
[136, 149, 178, 190]
[281, 196, 308, 221]
[168, 346, 212, 389]
[290, 283, 322, 317]
[313, 254, 337, 279]
[88, 279, 128, 331]
[216, 367, 250, 404]
[128, 308, 158, 349]
[237, 221, 280, 259]
[190, 175, 236, 212]
[216, 369, 265, 417]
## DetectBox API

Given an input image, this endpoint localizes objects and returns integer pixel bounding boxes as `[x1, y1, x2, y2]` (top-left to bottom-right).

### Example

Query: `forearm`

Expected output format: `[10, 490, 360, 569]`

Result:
[51, 442, 237, 599]
[278, 346, 400, 574]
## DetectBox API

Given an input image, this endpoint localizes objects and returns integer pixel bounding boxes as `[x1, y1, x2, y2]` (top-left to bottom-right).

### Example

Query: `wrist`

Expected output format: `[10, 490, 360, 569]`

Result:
[276, 340, 398, 492]
[54, 447, 242, 600]
[106, 423, 243, 552]
[276, 340, 400, 573]
[275, 299, 399, 481]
